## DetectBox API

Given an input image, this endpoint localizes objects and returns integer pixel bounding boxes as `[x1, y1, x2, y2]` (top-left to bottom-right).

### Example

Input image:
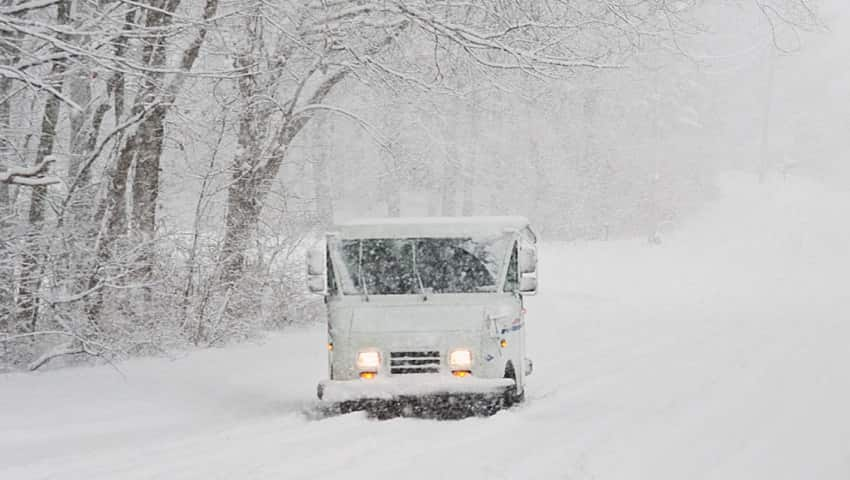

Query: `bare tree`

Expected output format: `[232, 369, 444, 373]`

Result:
[88, 0, 220, 320]
[0, 0, 824, 368]
[213, 0, 703, 286]
[15, 0, 71, 332]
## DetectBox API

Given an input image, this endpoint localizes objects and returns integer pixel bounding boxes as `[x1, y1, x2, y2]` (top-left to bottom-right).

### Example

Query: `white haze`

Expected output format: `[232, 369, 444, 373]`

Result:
[144, 1, 850, 254]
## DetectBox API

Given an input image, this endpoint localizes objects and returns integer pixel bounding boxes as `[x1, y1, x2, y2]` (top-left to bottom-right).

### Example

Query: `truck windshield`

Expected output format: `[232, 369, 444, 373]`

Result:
[332, 236, 511, 295]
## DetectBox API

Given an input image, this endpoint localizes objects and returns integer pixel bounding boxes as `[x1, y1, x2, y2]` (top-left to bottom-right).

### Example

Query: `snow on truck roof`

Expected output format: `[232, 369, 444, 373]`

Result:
[333, 216, 535, 240]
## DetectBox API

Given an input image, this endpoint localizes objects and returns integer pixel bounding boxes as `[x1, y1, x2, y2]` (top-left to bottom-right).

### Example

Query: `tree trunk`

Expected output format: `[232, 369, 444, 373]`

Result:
[0, 76, 11, 209]
[89, 0, 217, 318]
[86, 2, 173, 319]
[16, 0, 70, 333]
[219, 45, 266, 290]
[67, 71, 91, 178]
[126, 1, 172, 282]
[219, 68, 348, 287]
[86, 132, 137, 323]
[66, 67, 113, 230]
[130, 106, 166, 242]
[1, 1, 21, 331]
[219, 173, 263, 288]
[0, 75, 13, 331]
[127, 0, 218, 279]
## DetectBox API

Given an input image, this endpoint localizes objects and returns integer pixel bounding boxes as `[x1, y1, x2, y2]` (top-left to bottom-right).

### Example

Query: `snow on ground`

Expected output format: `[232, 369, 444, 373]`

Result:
[2, 172, 849, 480]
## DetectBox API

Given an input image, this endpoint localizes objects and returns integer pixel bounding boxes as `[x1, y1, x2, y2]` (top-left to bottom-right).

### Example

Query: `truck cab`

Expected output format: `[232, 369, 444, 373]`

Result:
[308, 216, 538, 416]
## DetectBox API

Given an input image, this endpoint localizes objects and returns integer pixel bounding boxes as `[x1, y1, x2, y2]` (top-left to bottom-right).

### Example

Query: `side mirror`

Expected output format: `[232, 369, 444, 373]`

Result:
[306, 247, 327, 295]
[307, 247, 326, 276]
[519, 273, 537, 295]
[307, 274, 327, 295]
[518, 248, 537, 274]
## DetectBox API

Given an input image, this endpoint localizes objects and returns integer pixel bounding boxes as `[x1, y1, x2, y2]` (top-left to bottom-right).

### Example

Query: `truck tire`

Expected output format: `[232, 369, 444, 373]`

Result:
[503, 362, 525, 407]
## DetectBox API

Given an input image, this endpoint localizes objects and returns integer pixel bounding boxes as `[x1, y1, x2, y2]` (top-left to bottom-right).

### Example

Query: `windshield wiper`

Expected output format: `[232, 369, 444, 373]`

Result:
[411, 240, 428, 302]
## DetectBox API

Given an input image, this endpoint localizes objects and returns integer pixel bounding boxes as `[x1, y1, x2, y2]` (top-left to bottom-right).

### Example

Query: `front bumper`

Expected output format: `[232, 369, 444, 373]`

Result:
[317, 375, 515, 403]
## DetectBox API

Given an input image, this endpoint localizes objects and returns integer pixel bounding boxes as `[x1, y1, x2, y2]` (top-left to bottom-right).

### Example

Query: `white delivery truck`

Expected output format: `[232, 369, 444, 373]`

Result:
[307, 216, 537, 416]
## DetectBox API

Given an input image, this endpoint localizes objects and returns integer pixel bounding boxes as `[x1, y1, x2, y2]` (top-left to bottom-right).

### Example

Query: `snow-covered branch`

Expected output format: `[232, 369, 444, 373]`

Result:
[0, 66, 82, 111]
[0, 156, 61, 187]
[0, 0, 60, 16]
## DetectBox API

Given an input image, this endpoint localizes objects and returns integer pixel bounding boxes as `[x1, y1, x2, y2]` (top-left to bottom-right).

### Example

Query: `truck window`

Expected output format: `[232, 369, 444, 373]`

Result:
[326, 246, 339, 295]
[503, 242, 518, 292]
[334, 236, 512, 295]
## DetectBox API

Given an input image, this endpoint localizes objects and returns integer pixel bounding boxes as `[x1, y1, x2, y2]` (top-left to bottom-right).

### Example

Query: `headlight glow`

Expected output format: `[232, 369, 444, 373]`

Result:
[449, 349, 472, 369]
[356, 351, 381, 370]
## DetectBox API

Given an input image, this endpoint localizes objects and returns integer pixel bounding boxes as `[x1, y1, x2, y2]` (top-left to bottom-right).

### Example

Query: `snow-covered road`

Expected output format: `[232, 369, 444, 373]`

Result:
[2, 173, 849, 479]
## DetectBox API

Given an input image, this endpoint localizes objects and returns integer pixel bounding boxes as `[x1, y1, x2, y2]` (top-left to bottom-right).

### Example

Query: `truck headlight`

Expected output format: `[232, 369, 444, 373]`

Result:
[449, 349, 472, 369]
[356, 351, 381, 370]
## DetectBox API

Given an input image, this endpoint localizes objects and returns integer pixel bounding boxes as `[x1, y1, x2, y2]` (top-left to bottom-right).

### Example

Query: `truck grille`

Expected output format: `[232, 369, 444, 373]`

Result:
[390, 351, 441, 374]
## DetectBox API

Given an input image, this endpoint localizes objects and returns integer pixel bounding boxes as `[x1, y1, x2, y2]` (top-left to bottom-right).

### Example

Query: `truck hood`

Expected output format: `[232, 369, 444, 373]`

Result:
[349, 304, 485, 333]
[328, 295, 520, 334]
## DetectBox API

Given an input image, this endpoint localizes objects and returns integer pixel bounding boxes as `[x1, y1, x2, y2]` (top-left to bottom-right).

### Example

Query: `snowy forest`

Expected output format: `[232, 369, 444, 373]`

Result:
[0, 0, 831, 371]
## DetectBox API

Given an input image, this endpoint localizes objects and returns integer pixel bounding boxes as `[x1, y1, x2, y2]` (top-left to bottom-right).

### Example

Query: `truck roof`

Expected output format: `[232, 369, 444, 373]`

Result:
[333, 216, 535, 240]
